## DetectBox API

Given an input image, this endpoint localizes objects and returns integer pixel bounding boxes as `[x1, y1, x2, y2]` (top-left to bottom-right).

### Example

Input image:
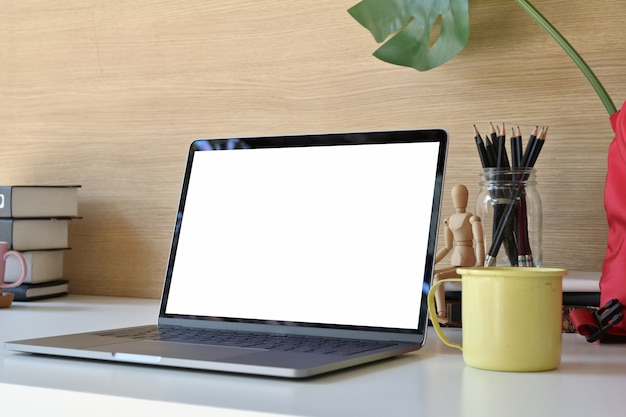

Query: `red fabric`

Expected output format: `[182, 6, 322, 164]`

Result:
[599, 100, 626, 338]
[569, 309, 598, 337]
[569, 102, 626, 342]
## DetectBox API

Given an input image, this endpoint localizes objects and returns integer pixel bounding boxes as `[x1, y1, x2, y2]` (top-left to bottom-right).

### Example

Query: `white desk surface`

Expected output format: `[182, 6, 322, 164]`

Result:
[2, 295, 626, 416]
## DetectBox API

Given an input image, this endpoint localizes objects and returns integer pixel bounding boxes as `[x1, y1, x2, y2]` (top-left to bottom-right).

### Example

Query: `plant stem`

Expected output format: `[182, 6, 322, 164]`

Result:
[516, 0, 617, 115]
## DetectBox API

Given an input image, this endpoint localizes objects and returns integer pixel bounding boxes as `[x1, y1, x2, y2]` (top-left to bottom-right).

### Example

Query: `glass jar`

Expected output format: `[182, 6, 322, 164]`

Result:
[476, 168, 542, 267]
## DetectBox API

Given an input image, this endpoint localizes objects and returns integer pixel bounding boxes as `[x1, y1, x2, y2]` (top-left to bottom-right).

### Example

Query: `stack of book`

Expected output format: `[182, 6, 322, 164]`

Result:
[1, 185, 80, 301]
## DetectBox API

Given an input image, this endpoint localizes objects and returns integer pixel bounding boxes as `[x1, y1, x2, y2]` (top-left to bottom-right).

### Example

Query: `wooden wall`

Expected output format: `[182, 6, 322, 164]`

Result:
[2, 1, 623, 298]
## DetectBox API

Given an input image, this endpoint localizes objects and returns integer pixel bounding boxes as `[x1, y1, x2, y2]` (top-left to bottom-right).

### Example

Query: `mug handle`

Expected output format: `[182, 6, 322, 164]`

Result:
[1, 250, 28, 289]
[427, 278, 463, 351]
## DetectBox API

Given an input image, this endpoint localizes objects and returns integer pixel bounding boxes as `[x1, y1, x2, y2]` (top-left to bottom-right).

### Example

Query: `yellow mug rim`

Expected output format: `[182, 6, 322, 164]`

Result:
[456, 267, 567, 278]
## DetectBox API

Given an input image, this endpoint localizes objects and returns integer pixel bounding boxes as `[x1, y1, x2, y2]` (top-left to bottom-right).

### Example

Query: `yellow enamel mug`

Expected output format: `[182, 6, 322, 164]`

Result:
[427, 267, 567, 372]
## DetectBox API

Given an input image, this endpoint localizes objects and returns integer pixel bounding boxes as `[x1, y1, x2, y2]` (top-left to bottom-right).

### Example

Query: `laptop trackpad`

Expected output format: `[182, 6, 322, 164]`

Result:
[87, 340, 257, 362]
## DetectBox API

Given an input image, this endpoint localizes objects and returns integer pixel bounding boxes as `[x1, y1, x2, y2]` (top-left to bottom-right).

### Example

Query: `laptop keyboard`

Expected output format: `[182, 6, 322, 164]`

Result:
[96, 327, 398, 356]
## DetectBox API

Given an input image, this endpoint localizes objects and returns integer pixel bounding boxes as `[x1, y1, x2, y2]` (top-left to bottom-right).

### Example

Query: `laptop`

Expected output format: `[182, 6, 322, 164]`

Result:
[5, 129, 448, 378]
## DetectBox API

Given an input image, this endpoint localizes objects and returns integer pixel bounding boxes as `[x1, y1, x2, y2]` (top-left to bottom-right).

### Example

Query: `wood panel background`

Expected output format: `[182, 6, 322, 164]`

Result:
[1, 0, 623, 298]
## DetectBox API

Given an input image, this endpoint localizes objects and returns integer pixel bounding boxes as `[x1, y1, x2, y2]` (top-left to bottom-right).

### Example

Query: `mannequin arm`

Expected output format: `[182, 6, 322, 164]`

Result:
[471, 215, 485, 266]
[435, 217, 452, 264]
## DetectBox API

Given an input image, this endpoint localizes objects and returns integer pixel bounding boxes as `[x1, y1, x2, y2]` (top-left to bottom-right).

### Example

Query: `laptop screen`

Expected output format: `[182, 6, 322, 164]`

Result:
[160, 130, 447, 335]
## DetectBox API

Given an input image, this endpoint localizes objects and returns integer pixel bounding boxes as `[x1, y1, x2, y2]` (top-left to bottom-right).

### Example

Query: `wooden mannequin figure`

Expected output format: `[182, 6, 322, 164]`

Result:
[433, 184, 485, 323]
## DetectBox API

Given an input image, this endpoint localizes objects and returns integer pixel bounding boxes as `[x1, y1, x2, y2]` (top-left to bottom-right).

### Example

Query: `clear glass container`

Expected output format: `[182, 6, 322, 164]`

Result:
[476, 168, 543, 267]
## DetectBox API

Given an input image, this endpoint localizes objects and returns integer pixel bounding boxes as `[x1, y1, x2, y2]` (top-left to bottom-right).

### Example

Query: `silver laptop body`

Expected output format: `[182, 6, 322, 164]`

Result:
[6, 129, 448, 378]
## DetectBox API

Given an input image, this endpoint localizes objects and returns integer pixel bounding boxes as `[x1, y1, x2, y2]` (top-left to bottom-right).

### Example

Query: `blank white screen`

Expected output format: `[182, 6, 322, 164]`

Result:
[165, 141, 440, 330]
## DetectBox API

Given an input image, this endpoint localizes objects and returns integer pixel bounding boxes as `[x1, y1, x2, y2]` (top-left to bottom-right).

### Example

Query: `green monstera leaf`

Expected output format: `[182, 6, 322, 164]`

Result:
[348, 0, 470, 71]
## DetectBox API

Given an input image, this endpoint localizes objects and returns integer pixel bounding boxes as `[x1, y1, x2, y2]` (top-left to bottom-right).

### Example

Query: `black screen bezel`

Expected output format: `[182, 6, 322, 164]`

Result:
[158, 129, 448, 340]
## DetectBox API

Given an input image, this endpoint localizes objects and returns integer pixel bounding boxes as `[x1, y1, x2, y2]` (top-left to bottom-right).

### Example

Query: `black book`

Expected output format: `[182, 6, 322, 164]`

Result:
[438, 271, 601, 332]
[4, 279, 69, 301]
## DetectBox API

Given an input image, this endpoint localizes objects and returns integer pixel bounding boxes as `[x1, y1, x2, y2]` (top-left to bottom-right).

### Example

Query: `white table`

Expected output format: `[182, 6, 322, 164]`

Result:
[1, 295, 626, 416]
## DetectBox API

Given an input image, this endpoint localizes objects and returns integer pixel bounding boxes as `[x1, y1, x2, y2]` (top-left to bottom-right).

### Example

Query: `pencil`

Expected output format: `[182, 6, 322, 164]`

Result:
[521, 126, 539, 168]
[513, 126, 523, 168]
[484, 135, 497, 168]
[523, 127, 548, 266]
[510, 127, 518, 169]
[485, 126, 545, 267]
[489, 121, 498, 144]
[510, 126, 525, 264]
[515, 127, 546, 266]
[494, 123, 515, 262]
[473, 125, 490, 168]
[513, 125, 541, 270]
[527, 127, 547, 168]
[495, 122, 510, 169]
[485, 190, 521, 266]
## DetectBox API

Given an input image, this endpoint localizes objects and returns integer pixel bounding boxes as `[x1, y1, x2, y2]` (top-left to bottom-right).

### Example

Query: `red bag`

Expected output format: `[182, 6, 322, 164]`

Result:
[570, 101, 626, 342]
